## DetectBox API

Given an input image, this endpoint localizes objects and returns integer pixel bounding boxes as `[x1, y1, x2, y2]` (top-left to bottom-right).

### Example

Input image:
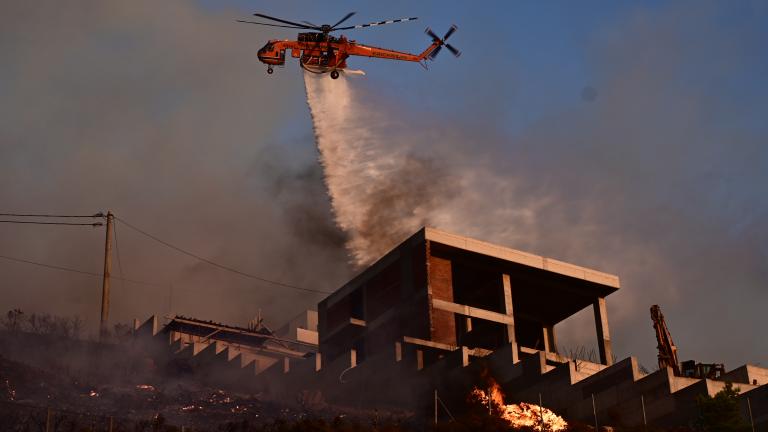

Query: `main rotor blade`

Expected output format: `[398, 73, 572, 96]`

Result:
[445, 43, 461, 57]
[237, 20, 308, 29]
[425, 27, 440, 41]
[252, 13, 318, 30]
[302, 20, 320, 27]
[443, 25, 457, 41]
[331, 12, 356, 29]
[334, 17, 418, 31]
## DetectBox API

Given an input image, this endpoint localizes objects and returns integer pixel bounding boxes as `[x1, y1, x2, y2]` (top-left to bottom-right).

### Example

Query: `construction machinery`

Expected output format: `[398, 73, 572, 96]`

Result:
[650, 305, 725, 379]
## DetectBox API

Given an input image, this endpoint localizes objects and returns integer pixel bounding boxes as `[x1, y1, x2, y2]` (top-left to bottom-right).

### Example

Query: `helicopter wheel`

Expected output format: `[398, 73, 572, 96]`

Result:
[330, 70, 340, 79]
[267, 67, 274, 75]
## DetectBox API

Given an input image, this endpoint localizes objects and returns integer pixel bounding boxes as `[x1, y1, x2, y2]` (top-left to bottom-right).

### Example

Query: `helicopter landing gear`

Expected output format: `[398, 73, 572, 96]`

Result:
[330, 70, 340, 79]
[267, 67, 274, 75]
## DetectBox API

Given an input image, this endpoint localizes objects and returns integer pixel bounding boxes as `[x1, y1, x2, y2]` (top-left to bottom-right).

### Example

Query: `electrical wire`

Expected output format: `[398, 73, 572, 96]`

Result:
[0, 220, 103, 227]
[0, 212, 104, 218]
[0, 253, 160, 286]
[114, 216, 332, 295]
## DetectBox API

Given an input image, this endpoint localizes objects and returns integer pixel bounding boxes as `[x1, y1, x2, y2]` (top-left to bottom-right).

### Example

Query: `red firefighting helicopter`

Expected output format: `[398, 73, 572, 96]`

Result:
[237, 12, 460, 79]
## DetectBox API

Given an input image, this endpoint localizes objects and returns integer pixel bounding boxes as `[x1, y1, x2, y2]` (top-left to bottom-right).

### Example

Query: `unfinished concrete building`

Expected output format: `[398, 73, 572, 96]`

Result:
[318, 227, 617, 372]
[134, 227, 768, 429]
[134, 312, 317, 389]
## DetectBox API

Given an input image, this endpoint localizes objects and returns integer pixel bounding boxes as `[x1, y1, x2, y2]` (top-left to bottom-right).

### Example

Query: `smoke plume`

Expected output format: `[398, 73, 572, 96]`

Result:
[0, 1, 352, 333]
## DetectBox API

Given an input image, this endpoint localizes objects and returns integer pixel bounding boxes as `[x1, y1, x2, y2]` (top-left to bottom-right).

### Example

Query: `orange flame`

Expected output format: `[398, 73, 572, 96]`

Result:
[470, 375, 567, 431]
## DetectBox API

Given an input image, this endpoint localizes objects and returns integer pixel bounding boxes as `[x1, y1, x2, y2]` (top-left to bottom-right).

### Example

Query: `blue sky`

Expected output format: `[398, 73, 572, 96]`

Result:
[199, 1, 768, 138]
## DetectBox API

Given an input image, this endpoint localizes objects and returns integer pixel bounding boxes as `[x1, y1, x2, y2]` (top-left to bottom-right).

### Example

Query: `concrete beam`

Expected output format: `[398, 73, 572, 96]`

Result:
[402, 335, 458, 352]
[424, 227, 620, 288]
[296, 327, 319, 345]
[593, 297, 613, 366]
[431, 298, 515, 325]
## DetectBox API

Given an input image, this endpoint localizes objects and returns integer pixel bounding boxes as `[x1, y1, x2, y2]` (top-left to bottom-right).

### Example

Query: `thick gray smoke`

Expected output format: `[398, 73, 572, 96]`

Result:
[0, 2, 352, 333]
[304, 3, 767, 369]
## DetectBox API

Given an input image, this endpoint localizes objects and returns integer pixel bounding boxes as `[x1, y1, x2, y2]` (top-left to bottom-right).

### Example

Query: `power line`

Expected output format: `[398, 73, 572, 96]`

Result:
[115, 216, 331, 295]
[0, 212, 104, 218]
[0, 254, 99, 277]
[0, 220, 103, 227]
[0, 253, 160, 287]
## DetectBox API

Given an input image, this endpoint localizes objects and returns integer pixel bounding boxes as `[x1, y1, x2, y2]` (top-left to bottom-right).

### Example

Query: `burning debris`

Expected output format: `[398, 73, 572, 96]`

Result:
[470, 379, 567, 431]
[230, 404, 250, 414]
[180, 404, 201, 412]
[4, 379, 16, 401]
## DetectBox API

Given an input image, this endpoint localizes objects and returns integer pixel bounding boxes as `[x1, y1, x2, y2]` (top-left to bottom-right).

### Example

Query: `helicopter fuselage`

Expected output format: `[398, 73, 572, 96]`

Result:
[240, 12, 458, 79]
[256, 32, 439, 76]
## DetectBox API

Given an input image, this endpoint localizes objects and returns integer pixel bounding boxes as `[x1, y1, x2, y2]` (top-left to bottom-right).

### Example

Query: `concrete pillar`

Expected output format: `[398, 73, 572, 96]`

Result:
[543, 325, 557, 354]
[395, 341, 403, 362]
[593, 297, 613, 365]
[461, 346, 470, 367]
[502, 274, 519, 362]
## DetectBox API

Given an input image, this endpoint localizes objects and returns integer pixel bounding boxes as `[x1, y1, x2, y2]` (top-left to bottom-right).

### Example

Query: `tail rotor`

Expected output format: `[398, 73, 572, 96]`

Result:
[426, 25, 461, 60]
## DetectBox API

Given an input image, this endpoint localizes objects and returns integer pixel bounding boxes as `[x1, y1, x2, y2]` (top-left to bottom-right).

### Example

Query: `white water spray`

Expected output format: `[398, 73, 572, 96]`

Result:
[303, 72, 543, 266]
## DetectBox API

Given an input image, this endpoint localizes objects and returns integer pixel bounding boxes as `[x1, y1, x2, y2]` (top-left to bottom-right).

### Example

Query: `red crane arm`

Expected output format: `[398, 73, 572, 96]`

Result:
[650, 305, 681, 375]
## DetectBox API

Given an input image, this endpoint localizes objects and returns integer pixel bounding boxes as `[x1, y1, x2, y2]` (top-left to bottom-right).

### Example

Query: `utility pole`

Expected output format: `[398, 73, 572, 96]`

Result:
[100, 211, 114, 341]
